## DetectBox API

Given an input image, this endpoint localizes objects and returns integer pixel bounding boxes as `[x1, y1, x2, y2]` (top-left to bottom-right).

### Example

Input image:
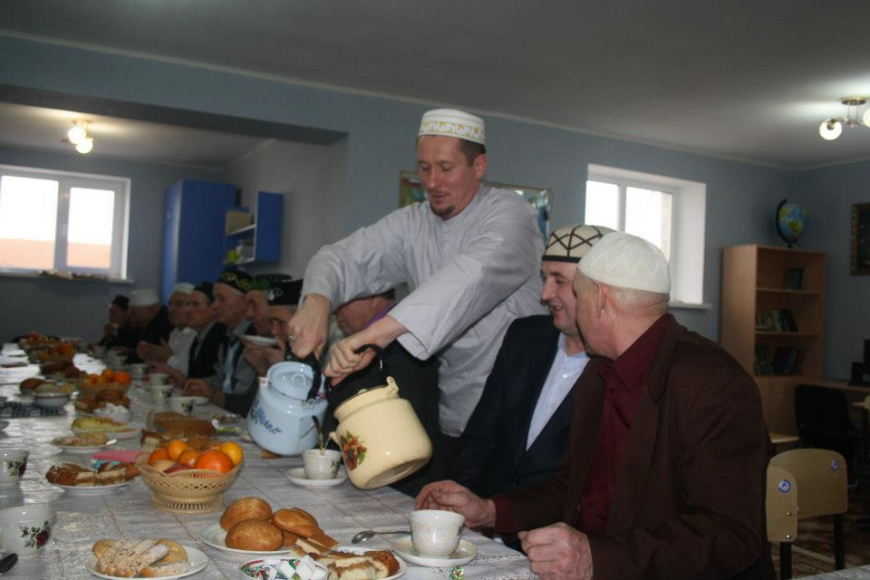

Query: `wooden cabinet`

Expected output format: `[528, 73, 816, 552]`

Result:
[224, 191, 282, 265]
[720, 245, 826, 434]
[161, 179, 237, 300]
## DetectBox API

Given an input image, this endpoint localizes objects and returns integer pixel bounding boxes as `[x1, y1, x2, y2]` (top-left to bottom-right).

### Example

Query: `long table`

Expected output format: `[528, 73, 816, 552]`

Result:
[0, 345, 535, 580]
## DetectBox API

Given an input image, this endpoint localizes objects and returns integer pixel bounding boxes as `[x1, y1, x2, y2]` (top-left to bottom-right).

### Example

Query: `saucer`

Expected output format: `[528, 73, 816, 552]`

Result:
[389, 536, 477, 567]
[286, 467, 346, 488]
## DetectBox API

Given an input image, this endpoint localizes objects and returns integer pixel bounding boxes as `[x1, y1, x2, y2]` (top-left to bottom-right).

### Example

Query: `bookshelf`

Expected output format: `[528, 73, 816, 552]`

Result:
[720, 245, 826, 434]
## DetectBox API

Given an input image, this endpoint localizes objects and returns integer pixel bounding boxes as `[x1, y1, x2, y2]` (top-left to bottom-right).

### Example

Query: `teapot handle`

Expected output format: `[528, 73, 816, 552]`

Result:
[354, 344, 387, 383]
[284, 351, 323, 402]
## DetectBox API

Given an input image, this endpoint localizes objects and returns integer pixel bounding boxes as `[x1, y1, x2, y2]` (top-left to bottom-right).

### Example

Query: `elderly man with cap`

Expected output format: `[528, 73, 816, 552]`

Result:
[137, 282, 197, 374]
[417, 232, 773, 580]
[98, 294, 140, 349]
[452, 225, 612, 507]
[184, 268, 257, 406]
[242, 274, 292, 377]
[126, 289, 173, 363]
[289, 109, 545, 456]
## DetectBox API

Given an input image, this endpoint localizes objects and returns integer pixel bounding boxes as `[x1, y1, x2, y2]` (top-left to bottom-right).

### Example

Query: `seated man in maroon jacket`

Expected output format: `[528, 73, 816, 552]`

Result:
[417, 232, 774, 580]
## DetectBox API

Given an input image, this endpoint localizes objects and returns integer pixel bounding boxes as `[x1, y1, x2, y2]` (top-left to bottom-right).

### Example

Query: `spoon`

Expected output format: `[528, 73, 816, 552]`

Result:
[351, 530, 410, 544]
[312, 416, 324, 454]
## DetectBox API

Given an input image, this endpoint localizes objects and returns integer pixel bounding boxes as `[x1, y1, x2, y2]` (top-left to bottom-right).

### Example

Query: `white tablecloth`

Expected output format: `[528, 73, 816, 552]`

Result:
[0, 346, 536, 580]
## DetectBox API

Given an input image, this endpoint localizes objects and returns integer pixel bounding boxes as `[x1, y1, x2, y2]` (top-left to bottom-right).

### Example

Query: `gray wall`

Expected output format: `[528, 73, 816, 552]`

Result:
[1, 34, 857, 355]
[0, 144, 222, 340]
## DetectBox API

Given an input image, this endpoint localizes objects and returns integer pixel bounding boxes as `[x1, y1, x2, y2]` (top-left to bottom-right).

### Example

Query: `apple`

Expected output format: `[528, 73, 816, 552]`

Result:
[164, 464, 193, 475]
[151, 460, 175, 473]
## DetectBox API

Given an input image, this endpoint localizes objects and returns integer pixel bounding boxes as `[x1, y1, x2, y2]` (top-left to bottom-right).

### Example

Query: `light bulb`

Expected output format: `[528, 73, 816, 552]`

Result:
[819, 119, 842, 140]
[75, 137, 94, 154]
[863, 107, 870, 128]
[67, 125, 87, 145]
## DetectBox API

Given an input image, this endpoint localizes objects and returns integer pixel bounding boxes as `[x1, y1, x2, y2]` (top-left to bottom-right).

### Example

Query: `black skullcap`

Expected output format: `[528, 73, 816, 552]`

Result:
[250, 273, 292, 291]
[111, 295, 129, 310]
[193, 281, 215, 302]
[216, 267, 252, 294]
[268, 279, 303, 306]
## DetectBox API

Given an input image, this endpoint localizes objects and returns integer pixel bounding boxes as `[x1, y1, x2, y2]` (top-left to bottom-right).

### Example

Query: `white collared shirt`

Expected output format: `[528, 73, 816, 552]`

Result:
[526, 334, 589, 449]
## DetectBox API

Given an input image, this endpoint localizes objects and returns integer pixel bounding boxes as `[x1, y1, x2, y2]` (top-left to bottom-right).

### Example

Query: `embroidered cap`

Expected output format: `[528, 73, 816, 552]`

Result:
[268, 279, 303, 306]
[542, 224, 614, 263]
[578, 232, 670, 294]
[129, 289, 160, 307]
[418, 109, 485, 145]
[250, 273, 292, 292]
[216, 267, 252, 294]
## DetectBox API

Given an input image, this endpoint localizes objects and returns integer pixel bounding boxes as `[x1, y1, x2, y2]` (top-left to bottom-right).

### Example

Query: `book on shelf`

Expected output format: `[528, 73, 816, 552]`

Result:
[754, 344, 803, 376]
[755, 309, 798, 333]
[754, 344, 773, 375]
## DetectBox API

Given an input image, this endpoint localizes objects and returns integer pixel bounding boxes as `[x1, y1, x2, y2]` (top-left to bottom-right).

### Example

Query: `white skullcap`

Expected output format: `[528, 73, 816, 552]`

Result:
[418, 109, 485, 145]
[578, 232, 670, 294]
[129, 289, 160, 307]
[543, 224, 615, 263]
[172, 282, 194, 295]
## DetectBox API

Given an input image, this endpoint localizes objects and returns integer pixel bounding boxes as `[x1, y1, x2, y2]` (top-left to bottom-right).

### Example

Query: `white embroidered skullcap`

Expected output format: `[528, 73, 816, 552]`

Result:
[172, 282, 194, 295]
[543, 224, 615, 263]
[418, 109, 486, 145]
[129, 289, 160, 307]
[578, 232, 670, 294]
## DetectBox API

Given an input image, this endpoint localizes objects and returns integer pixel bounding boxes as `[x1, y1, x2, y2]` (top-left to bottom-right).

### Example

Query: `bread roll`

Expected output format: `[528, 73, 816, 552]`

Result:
[220, 497, 272, 531]
[271, 507, 318, 537]
[20, 378, 44, 390]
[282, 530, 300, 548]
[154, 539, 187, 564]
[225, 519, 283, 551]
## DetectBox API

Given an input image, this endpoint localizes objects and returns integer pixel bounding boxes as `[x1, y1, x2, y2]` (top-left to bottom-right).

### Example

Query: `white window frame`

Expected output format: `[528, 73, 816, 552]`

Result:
[0, 164, 130, 279]
[586, 164, 707, 308]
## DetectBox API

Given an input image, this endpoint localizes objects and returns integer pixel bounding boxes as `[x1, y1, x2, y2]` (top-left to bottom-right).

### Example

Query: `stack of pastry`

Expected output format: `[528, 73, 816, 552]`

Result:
[52, 432, 109, 447]
[72, 416, 131, 433]
[46, 461, 140, 486]
[218, 498, 400, 579]
[76, 388, 131, 413]
[92, 538, 188, 577]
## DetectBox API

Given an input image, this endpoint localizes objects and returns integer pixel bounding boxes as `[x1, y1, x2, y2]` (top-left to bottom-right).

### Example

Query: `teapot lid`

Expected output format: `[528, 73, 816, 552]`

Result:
[266, 361, 319, 401]
[333, 377, 399, 420]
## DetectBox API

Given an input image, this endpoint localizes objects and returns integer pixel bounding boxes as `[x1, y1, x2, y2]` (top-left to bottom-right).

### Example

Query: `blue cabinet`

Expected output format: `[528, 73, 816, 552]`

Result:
[161, 179, 237, 300]
[224, 191, 283, 265]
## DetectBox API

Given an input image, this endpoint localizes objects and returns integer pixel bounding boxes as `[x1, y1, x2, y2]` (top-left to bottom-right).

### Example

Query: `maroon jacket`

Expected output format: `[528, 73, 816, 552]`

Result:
[502, 317, 775, 580]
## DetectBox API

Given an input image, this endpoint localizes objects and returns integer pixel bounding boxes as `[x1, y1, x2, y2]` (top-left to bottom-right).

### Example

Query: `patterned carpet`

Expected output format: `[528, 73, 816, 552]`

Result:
[771, 481, 870, 578]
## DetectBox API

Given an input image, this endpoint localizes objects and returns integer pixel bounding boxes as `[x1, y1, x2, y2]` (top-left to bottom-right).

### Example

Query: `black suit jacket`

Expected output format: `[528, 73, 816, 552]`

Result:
[187, 322, 228, 379]
[453, 315, 580, 498]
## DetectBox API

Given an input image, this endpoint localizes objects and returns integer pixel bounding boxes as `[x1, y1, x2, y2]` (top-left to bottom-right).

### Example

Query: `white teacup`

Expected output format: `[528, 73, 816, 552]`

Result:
[0, 450, 29, 487]
[128, 363, 149, 379]
[168, 396, 197, 416]
[0, 504, 55, 558]
[150, 384, 174, 408]
[410, 510, 464, 558]
[149, 373, 169, 386]
[302, 449, 341, 480]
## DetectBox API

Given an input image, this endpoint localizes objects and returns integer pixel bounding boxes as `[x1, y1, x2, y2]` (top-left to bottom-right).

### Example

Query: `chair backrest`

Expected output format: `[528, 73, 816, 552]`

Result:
[794, 385, 851, 436]
[766, 465, 798, 543]
[769, 449, 848, 519]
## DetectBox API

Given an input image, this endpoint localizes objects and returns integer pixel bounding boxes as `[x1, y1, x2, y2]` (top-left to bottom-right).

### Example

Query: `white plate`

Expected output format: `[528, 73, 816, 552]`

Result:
[286, 467, 347, 488]
[199, 523, 298, 556]
[328, 546, 406, 580]
[51, 479, 135, 496]
[389, 536, 477, 568]
[74, 424, 141, 440]
[241, 335, 279, 347]
[86, 544, 207, 579]
[52, 439, 118, 455]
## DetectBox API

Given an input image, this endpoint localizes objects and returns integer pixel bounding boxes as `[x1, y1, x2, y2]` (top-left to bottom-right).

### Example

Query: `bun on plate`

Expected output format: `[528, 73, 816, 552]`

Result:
[225, 519, 283, 551]
[220, 497, 272, 531]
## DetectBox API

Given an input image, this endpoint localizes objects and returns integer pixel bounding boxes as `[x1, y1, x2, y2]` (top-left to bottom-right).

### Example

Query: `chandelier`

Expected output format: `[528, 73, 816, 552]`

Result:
[63, 120, 95, 154]
[819, 97, 870, 141]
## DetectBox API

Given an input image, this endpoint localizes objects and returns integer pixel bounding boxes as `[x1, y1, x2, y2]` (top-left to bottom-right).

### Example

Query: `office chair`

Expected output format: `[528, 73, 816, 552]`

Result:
[766, 465, 798, 580]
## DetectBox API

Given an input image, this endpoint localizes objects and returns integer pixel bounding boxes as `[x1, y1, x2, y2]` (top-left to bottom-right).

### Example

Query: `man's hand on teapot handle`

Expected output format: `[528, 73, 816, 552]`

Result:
[287, 294, 331, 359]
[324, 315, 406, 384]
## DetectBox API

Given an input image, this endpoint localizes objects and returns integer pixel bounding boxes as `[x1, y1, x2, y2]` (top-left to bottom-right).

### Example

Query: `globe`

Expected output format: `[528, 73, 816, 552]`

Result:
[774, 200, 807, 247]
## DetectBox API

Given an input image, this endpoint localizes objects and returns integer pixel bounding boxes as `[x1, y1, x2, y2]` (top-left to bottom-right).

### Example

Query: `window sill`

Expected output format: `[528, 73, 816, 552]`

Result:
[669, 300, 711, 311]
[0, 270, 134, 285]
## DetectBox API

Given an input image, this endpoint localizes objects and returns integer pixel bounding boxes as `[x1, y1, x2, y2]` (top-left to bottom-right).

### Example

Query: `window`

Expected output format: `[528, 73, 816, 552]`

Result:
[585, 165, 707, 307]
[0, 165, 130, 279]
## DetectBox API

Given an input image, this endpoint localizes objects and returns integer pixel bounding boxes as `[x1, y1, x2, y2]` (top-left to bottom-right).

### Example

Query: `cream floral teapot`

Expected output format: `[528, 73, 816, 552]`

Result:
[329, 345, 432, 489]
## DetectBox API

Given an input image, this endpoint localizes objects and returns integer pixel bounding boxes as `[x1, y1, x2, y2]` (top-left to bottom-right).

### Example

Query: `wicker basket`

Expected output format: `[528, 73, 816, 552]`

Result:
[135, 456, 243, 513]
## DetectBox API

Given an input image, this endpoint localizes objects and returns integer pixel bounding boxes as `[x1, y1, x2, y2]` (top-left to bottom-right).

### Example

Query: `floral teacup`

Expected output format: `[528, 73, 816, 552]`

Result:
[0, 450, 28, 487]
[0, 504, 54, 557]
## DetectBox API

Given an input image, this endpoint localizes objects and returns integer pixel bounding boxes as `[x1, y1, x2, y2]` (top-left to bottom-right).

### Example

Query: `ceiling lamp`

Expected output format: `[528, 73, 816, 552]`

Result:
[819, 97, 869, 141]
[64, 120, 94, 154]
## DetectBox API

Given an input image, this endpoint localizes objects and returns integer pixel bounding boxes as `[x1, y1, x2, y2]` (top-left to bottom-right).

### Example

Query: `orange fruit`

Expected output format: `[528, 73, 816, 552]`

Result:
[219, 442, 244, 466]
[148, 448, 169, 466]
[113, 371, 132, 385]
[166, 439, 187, 461]
[177, 449, 200, 468]
[101, 368, 115, 379]
[194, 449, 233, 474]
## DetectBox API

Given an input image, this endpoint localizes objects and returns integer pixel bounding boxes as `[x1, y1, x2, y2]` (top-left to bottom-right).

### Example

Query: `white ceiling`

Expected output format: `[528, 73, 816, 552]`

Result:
[2, 0, 870, 169]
